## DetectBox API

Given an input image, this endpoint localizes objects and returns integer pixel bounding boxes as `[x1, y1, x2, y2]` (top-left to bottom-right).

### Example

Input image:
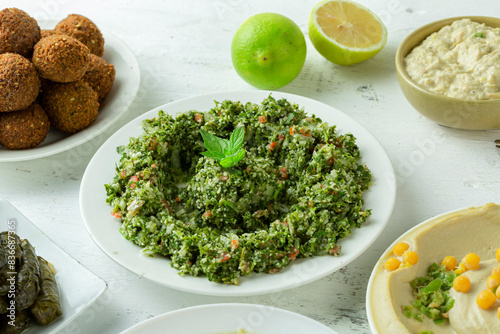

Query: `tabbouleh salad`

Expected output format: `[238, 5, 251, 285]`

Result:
[105, 96, 372, 284]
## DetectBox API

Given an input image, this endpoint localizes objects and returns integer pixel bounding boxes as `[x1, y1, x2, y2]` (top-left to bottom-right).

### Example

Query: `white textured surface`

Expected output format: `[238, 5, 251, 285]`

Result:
[1, 0, 499, 333]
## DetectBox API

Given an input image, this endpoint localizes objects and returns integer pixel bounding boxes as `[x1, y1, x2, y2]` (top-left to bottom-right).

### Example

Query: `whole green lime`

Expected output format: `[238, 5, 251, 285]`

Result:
[231, 13, 307, 90]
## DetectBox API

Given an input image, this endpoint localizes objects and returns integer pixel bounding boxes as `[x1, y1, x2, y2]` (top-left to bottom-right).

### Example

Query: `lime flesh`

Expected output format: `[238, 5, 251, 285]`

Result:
[308, 0, 387, 65]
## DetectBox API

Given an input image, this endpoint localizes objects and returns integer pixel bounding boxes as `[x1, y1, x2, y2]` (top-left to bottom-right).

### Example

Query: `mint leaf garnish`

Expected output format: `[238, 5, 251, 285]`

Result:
[200, 129, 228, 155]
[200, 126, 245, 168]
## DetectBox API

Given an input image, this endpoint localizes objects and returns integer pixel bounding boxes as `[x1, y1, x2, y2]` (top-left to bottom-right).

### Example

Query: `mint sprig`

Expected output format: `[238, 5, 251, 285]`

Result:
[200, 126, 245, 168]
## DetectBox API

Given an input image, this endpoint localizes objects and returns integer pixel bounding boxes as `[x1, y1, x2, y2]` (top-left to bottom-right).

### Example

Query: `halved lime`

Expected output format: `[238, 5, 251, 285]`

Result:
[308, 0, 387, 65]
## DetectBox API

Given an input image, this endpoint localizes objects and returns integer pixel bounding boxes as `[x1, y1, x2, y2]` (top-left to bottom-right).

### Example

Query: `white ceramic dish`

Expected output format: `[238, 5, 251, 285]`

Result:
[0, 25, 140, 162]
[120, 303, 338, 334]
[0, 199, 107, 333]
[365, 203, 500, 333]
[80, 90, 396, 296]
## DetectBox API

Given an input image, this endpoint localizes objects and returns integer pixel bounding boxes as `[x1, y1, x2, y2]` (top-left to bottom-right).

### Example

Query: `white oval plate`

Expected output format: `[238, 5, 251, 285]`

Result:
[0, 26, 140, 162]
[80, 90, 396, 296]
[0, 199, 107, 333]
[120, 303, 338, 334]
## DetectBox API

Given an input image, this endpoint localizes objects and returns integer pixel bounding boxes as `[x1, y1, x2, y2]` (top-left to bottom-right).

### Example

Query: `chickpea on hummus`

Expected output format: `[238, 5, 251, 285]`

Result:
[405, 19, 500, 100]
[369, 203, 500, 334]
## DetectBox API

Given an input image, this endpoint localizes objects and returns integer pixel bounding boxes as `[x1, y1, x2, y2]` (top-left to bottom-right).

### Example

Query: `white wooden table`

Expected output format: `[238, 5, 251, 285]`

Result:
[1, 0, 500, 333]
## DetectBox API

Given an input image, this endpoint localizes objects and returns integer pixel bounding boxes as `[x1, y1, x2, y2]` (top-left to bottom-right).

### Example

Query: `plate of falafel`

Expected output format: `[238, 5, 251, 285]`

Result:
[0, 8, 140, 161]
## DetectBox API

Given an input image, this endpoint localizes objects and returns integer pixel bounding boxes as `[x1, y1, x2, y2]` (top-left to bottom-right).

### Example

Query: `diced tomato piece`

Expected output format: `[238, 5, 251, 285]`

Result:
[220, 253, 231, 262]
[289, 248, 300, 260]
[329, 245, 340, 255]
[258, 115, 267, 123]
[148, 137, 159, 150]
[194, 113, 203, 122]
[279, 166, 288, 179]
[111, 210, 122, 218]
[202, 210, 212, 219]
[231, 239, 239, 250]
[300, 129, 311, 137]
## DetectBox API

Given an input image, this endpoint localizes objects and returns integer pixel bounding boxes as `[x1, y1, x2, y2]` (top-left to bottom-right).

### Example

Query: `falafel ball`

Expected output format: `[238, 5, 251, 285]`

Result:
[0, 8, 41, 57]
[0, 53, 40, 112]
[82, 54, 115, 102]
[0, 102, 49, 149]
[54, 14, 104, 57]
[42, 80, 99, 133]
[32, 34, 90, 83]
[40, 29, 55, 39]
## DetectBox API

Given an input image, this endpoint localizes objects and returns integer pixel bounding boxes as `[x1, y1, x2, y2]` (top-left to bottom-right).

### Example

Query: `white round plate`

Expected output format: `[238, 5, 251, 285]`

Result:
[0, 26, 140, 162]
[365, 203, 499, 333]
[80, 90, 396, 296]
[120, 303, 338, 334]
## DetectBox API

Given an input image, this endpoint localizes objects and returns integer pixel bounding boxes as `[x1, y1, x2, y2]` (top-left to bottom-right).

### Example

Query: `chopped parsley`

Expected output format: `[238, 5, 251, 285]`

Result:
[105, 96, 372, 284]
[403, 263, 457, 325]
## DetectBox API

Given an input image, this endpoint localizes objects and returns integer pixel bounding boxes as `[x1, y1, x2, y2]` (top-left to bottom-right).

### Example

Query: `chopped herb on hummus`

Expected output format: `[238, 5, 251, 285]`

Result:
[404, 263, 457, 324]
[105, 96, 372, 284]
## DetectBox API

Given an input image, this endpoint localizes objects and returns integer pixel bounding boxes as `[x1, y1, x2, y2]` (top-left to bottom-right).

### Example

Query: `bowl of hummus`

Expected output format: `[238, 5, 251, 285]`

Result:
[366, 203, 500, 334]
[395, 16, 500, 130]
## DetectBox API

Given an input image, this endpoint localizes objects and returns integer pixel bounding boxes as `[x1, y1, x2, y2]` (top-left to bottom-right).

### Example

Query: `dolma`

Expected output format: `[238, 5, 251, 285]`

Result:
[1, 308, 31, 334]
[30, 257, 62, 325]
[0, 243, 6, 272]
[0, 232, 22, 295]
[15, 239, 40, 310]
[0, 295, 8, 314]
